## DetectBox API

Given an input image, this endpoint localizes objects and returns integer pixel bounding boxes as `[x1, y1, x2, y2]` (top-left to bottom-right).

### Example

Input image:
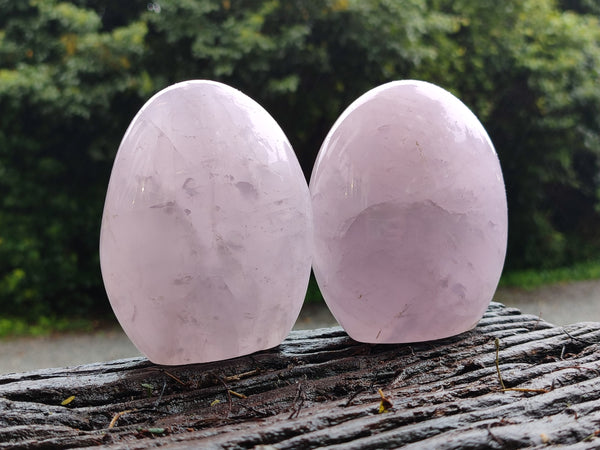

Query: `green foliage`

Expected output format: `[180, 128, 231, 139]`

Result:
[0, 0, 149, 318]
[500, 259, 600, 290]
[305, 272, 324, 304]
[0, 316, 95, 338]
[143, 0, 455, 176]
[1, 0, 600, 320]
[418, 0, 600, 269]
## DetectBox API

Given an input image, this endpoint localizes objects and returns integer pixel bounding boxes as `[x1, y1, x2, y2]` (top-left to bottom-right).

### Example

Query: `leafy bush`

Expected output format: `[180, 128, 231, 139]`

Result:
[1, 0, 599, 319]
[0, 0, 150, 317]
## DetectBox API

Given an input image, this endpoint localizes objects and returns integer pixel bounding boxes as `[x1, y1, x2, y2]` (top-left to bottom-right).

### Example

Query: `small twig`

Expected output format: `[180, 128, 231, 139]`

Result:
[108, 409, 136, 429]
[224, 387, 233, 413]
[214, 377, 233, 414]
[287, 382, 306, 419]
[228, 389, 247, 399]
[487, 424, 504, 445]
[149, 367, 187, 386]
[162, 370, 186, 386]
[212, 376, 247, 413]
[580, 429, 600, 443]
[565, 407, 578, 421]
[224, 369, 259, 382]
[344, 387, 366, 407]
[562, 329, 599, 346]
[495, 338, 548, 394]
[154, 379, 167, 409]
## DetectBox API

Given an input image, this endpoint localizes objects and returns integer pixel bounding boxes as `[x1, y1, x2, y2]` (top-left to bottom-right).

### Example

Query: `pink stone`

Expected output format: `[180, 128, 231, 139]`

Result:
[310, 80, 508, 343]
[100, 80, 312, 365]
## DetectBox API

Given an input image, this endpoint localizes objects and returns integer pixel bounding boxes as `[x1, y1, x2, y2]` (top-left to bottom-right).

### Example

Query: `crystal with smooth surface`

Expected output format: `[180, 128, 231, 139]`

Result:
[310, 80, 508, 343]
[100, 80, 312, 365]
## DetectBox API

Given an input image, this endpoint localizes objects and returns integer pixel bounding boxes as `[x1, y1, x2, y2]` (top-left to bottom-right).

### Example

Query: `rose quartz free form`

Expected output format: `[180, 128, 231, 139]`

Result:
[310, 80, 508, 343]
[100, 80, 312, 365]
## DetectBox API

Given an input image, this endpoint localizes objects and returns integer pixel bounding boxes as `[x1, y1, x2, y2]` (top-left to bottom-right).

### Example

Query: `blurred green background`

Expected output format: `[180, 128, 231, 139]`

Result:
[1, 0, 600, 331]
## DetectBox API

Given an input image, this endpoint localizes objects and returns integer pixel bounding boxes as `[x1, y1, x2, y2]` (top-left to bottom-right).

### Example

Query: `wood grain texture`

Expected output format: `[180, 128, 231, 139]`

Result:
[1, 302, 600, 449]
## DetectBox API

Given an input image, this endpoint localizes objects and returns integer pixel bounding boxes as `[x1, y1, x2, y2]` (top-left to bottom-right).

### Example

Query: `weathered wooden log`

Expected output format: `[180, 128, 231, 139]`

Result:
[1, 302, 600, 449]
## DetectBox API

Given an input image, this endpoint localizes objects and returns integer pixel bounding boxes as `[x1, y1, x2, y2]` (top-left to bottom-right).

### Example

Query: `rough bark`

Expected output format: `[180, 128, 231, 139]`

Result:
[1, 302, 600, 449]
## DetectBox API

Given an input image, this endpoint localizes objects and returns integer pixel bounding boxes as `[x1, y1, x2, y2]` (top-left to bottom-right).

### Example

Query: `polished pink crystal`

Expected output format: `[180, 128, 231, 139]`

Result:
[100, 80, 312, 364]
[310, 80, 508, 343]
